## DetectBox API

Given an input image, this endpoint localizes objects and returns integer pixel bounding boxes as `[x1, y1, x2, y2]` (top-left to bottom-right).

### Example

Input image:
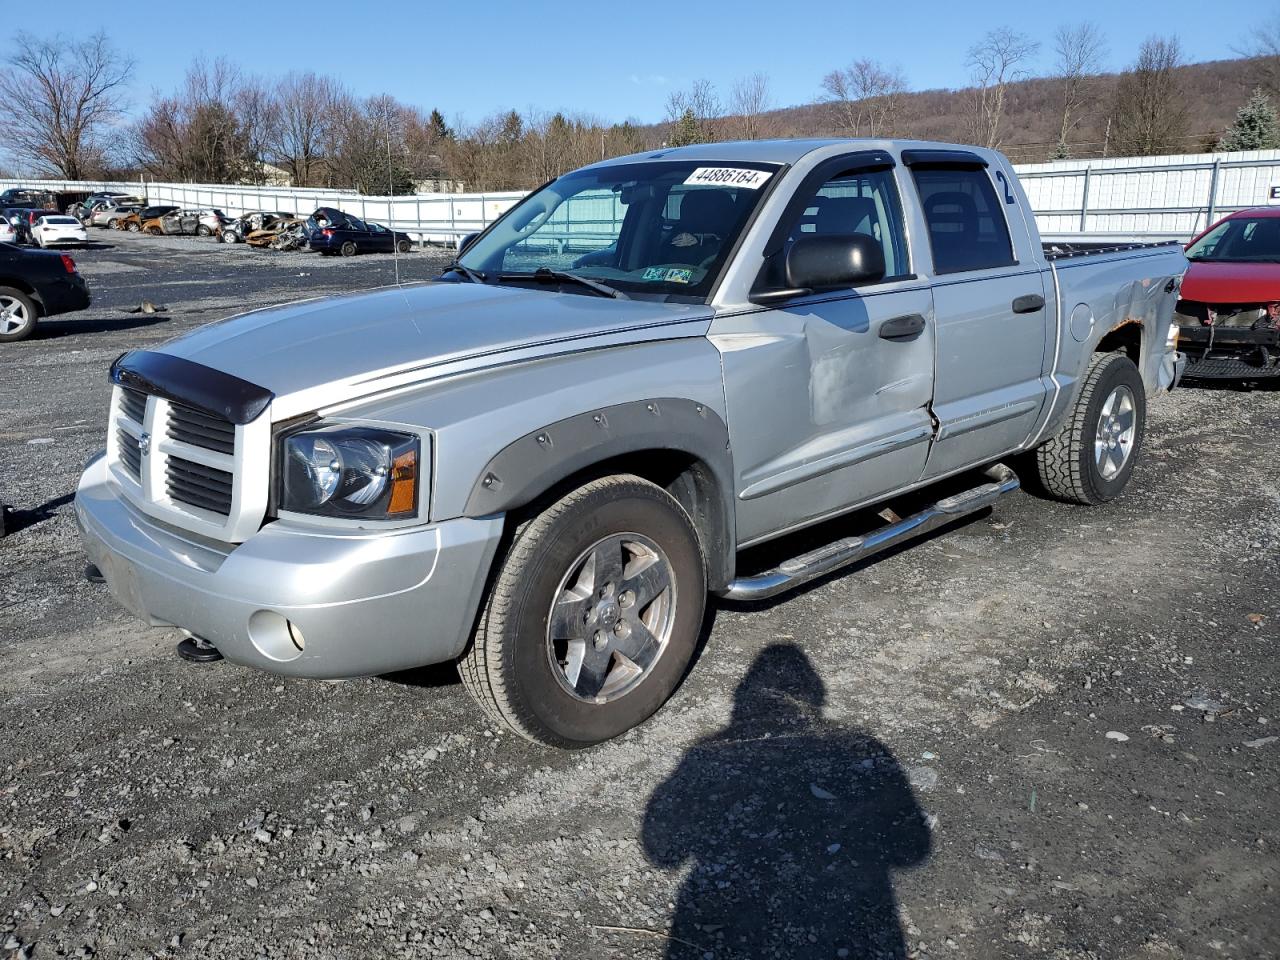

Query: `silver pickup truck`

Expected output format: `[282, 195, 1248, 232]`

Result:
[76, 139, 1187, 747]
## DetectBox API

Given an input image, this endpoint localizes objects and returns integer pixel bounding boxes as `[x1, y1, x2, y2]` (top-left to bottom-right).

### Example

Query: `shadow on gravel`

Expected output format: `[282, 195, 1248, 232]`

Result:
[643, 644, 930, 960]
[2, 491, 75, 534]
[32, 315, 171, 340]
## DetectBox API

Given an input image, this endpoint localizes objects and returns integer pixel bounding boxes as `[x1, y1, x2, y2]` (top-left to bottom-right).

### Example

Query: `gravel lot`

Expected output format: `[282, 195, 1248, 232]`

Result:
[1, 231, 1278, 960]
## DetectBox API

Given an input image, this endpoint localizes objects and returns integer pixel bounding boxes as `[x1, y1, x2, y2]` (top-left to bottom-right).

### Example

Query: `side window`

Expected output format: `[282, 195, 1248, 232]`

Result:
[911, 167, 1015, 274]
[781, 168, 910, 280]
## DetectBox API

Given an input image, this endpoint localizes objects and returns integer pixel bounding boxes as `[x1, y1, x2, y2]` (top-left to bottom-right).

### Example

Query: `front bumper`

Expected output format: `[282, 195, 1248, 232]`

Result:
[74, 452, 503, 678]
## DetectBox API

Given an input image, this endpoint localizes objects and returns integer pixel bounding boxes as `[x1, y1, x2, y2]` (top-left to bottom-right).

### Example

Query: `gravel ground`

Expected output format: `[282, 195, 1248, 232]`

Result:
[1, 231, 1278, 960]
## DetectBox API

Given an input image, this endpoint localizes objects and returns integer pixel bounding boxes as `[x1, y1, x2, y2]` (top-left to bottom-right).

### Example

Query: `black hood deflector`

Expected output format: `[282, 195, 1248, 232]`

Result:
[110, 350, 274, 425]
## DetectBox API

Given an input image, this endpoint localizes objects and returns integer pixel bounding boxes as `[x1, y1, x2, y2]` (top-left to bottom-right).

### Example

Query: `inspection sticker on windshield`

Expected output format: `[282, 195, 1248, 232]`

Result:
[683, 167, 772, 189]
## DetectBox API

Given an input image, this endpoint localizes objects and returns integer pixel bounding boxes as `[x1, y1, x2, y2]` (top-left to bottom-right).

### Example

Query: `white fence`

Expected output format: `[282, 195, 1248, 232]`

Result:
[1016, 149, 1280, 242]
[6, 148, 1280, 244]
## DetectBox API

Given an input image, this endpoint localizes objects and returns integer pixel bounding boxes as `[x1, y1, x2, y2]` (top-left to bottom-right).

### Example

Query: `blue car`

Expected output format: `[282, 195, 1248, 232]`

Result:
[305, 207, 413, 257]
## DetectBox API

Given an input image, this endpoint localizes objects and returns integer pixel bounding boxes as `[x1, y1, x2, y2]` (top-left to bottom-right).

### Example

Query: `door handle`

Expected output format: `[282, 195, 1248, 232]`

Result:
[1012, 294, 1045, 313]
[878, 313, 927, 341]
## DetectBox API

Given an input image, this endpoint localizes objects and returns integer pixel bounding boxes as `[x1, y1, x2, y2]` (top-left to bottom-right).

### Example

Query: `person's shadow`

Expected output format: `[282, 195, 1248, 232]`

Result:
[642, 644, 931, 959]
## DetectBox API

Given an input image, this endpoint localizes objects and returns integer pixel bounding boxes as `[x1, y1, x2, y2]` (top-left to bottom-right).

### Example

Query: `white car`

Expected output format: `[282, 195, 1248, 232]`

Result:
[0, 215, 15, 244]
[34, 215, 88, 247]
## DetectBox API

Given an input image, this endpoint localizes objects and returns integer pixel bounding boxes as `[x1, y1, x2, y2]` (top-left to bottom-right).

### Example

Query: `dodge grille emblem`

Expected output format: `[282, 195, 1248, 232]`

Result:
[139, 432, 151, 456]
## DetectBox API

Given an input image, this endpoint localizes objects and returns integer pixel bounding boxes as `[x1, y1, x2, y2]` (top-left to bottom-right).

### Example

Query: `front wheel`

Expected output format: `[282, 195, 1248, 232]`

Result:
[1027, 351, 1146, 505]
[459, 475, 707, 748]
[396, 238, 411, 254]
[196, 225, 211, 237]
[127, 222, 140, 233]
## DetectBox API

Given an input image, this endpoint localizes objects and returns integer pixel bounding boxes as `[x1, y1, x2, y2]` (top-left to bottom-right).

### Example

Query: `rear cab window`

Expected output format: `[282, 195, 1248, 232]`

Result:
[911, 167, 1015, 274]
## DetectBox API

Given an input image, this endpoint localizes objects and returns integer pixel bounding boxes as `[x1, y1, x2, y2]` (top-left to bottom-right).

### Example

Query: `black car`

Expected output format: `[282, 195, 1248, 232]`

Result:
[0, 243, 92, 341]
[305, 207, 413, 256]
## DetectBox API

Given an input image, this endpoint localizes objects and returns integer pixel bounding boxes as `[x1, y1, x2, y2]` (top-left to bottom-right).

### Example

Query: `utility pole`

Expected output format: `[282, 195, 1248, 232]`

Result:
[1102, 117, 1112, 159]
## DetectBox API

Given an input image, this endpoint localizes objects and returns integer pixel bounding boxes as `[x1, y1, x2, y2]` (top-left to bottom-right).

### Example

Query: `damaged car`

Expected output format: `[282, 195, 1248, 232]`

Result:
[117, 205, 180, 233]
[153, 210, 202, 236]
[220, 211, 294, 244]
[1175, 207, 1280, 381]
[245, 217, 306, 250]
[305, 207, 413, 256]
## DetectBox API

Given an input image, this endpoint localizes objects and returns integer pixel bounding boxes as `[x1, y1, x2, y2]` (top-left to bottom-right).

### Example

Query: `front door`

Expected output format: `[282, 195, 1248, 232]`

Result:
[906, 160, 1050, 478]
[713, 158, 937, 545]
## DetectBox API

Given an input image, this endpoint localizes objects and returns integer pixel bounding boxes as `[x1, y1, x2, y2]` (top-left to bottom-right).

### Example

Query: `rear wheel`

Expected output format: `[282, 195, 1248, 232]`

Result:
[127, 221, 140, 233]
[340, 241, 357, 257]
[459, 475, 707, 748]
[0, 287, 38, 342]
[1028, 351, 1146, 505]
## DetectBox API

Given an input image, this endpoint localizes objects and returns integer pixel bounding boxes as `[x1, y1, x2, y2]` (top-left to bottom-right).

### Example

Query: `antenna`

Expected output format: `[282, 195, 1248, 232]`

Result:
[388, 109, 401, 287]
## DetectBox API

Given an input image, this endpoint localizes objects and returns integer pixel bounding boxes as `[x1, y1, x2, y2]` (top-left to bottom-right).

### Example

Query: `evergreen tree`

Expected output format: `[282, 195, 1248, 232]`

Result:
[669, 108, 704, 147]
[1218, 88, 1280, 151]
[427, 108, 453, 141]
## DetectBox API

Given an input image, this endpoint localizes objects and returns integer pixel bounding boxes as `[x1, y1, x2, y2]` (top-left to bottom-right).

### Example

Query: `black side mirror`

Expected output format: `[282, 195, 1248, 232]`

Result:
[749, 234, 886, 305]
[786, 234, 885, 291]
[457, 231, 479, 254]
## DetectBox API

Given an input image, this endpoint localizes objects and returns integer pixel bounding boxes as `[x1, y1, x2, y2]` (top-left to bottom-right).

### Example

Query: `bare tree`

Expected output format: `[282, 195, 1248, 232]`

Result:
[1110, 36, 1188, 156]
[1052, 22, 1107, 157]
[729, 73, 772, 140]
[820, 59, 907, 137]
[269, 73, 342, 187]
[665, 79, 722, 143]
[0, 32, 133, 178]
[1237, 10, 1280, 98]
[967, 28, 1040, 148]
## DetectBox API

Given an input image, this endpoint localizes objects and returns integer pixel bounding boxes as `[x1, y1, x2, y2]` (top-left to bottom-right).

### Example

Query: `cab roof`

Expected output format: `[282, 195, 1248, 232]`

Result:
[585, 137, 995, 170]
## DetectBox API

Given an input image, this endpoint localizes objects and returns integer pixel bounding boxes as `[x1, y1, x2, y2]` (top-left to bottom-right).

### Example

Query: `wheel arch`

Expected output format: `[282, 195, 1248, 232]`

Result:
[462, 398, 737, 590]
[1094, 318, 1143, 365]
[0, 276, 44, 315]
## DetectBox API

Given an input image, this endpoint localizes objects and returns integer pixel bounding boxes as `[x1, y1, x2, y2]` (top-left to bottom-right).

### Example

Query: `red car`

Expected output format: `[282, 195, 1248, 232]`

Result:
[1175, 206, 1280, 380]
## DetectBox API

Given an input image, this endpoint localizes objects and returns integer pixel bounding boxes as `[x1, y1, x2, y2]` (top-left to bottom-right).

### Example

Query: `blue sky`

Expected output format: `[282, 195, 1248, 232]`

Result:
[10, 0, 1275, 125]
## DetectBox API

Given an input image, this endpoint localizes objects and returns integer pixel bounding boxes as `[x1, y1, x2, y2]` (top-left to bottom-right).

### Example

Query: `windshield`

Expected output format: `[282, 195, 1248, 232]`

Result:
[457, 160, 780, 300]
[1187, 217, 1280, 262]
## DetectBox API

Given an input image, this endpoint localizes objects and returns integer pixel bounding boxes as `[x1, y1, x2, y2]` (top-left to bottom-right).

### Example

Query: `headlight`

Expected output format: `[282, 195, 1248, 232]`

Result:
[280, 426, 421, 519]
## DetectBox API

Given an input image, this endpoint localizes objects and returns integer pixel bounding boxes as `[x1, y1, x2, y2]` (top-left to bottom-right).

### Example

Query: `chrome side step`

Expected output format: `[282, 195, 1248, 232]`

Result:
[721, 464, 1020, 602]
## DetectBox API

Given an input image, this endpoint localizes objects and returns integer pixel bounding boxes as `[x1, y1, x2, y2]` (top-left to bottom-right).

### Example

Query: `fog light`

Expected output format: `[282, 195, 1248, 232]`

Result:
[287, 621, 306, 651]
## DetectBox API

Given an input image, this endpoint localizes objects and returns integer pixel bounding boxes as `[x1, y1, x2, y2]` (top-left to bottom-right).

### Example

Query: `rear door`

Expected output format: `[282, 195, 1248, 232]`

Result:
[904, 152, 1050, 478]
[713, 152, 937, 544]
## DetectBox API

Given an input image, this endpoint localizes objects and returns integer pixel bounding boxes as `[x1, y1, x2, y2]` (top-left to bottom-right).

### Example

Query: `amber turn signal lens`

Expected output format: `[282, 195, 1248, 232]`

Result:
[388, 450, 417, 516]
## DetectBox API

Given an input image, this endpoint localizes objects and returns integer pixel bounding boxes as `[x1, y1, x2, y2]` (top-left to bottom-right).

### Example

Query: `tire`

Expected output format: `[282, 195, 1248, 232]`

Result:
[459, 475, 707, 748]
[0, 286, 38, 342]
[339, 241, 357, 257]
[1029, 352, 1146, 505]
[127, 222, 140, 233]
[196, 225, 211, 237]
[396, 238, 411, 254]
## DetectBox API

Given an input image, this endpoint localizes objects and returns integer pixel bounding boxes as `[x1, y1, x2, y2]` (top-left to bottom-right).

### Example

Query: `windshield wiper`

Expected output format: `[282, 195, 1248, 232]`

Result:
[442, 261, 487, 283]
[498, 266, 628, 299]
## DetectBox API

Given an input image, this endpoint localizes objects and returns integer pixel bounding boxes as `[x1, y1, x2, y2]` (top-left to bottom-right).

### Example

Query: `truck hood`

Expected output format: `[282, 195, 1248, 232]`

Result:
[159, 281, 713, 418]
[1180, 260, 1280, 304]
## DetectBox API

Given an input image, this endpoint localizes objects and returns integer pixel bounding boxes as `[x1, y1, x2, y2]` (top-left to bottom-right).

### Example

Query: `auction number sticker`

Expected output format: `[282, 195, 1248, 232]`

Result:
[683, 167, 772, 189]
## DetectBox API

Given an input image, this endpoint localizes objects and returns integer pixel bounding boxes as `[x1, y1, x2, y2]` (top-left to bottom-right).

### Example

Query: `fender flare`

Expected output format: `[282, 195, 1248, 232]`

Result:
[463, 397, 736, 589]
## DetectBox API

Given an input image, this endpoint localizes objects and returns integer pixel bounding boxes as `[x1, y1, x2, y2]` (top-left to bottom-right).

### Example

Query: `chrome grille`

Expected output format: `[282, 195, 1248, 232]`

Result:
[166, 457, 234, 516]
[119, 387, 147, 424]
[116, 426, 142, 478]
[167, 403, 235, 454]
